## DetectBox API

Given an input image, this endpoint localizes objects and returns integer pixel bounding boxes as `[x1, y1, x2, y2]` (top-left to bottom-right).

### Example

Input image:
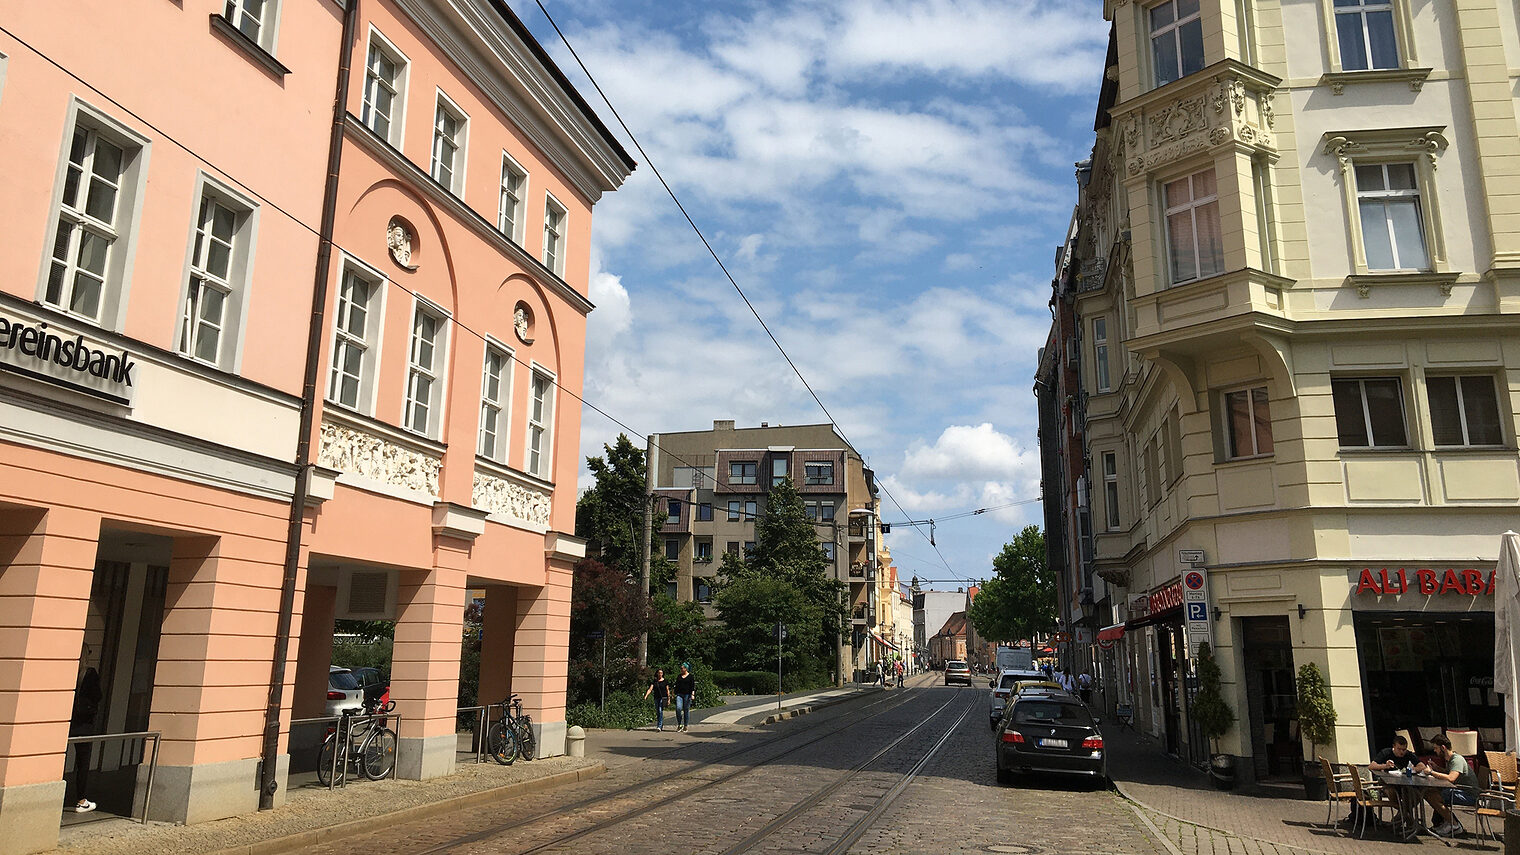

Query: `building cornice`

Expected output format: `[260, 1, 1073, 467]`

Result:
[1109, 59, 1281, 122]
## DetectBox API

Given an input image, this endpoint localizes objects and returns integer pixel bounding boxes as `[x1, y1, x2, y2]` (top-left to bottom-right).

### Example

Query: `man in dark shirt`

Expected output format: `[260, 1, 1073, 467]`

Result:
[1367, 735, 1421, 835]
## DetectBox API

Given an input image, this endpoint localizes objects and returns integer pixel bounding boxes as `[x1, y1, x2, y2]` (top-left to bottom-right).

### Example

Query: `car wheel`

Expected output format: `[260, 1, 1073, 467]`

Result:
[996, 764, 1013, 785]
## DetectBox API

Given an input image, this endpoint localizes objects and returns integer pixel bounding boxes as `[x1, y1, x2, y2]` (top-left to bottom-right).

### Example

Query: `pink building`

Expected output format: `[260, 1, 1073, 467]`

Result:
[0, 2, 630, 852]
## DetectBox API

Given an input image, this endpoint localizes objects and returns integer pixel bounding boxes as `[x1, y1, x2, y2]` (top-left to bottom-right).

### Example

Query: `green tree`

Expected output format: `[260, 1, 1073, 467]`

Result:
[713, 575, 827, 690]
[967, 526, 1054, 642]
[1191, 642, 1235, 753]
[1296, 662, 1337, 760]
[647, 593, 714, 667]
[567, 557, 652, 706]
[575, 434, 676, 589]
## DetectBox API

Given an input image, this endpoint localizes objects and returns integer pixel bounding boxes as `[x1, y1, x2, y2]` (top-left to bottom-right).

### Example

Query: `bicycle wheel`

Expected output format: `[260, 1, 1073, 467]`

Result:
[360, 727, 397, 780]
[517, 719, 535, 761]
[316, 736, 338, 787]
[488, 721, 518, 765]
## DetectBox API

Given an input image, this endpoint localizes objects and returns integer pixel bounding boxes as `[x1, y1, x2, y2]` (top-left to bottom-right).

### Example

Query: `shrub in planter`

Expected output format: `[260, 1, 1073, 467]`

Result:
[1191, 643, 1237, 790]
[1296, 662, 1338, 800]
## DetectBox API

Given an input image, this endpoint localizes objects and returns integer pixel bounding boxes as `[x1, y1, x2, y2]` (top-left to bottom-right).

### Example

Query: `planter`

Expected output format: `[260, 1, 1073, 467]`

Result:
[1302, 761, 1327, 801]
[1209, 754, 1237, 790]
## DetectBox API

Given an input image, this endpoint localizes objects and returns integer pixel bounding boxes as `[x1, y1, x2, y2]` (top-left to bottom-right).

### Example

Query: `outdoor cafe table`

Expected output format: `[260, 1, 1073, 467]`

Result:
[1372, 769, 1459, 844]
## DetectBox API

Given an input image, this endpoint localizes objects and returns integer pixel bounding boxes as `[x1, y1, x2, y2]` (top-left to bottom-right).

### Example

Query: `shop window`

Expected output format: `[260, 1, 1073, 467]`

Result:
[1332, 376, 1408, 448]
[1150, 0, 1204, 87]
[478, 343, 512, 461]
[1224, 386, 1273, 459]
[730, 461, 757, 485]
[1163, 168, 1223, 285]
[1427, 375, 1502, 447]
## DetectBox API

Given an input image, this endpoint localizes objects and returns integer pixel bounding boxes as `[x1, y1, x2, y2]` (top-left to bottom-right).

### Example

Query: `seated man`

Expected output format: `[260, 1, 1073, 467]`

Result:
[1367, 735, 1421, 834]
[1415, 734, 1478, 838]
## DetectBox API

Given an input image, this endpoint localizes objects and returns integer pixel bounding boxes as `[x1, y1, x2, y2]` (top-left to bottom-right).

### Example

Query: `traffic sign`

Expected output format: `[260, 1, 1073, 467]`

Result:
[1179, 549, 1205, 565]
[1186, 602, 1208, 622]
[586, 630, 605, 639]
[1184, 571, 1205, 590]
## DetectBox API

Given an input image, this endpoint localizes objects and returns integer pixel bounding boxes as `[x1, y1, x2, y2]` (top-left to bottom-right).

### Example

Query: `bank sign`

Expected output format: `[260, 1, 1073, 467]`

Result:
[0, 315, 137, 405]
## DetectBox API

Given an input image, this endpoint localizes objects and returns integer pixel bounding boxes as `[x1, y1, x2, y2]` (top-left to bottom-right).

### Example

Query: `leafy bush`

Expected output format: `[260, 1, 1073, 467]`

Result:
[1190, 643, 1235, 753]
[1296, 662, 1337, 758]
[712, 670, 780, 695]
[567, 690, 655, 730]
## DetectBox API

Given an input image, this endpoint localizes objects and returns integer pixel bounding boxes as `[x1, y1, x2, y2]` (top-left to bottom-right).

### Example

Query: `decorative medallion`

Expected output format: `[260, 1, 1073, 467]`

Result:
[387, 217, 418, 271]
[513, 302, 535, 345]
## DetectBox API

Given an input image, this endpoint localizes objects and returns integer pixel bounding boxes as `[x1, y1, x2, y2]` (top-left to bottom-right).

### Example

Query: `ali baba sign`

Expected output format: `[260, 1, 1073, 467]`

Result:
[1356, 568, 1497, 597]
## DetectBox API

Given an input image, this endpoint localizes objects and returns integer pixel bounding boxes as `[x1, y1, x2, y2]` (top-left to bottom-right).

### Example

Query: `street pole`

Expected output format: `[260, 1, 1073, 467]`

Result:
[777, 622, 785, 712]
[639, 434, 657, 667]
[601, 633, 607, 710]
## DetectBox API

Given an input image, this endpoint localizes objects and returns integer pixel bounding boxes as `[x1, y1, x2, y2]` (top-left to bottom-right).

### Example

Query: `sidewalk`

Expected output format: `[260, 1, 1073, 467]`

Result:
[1106, 725, 1501, 855]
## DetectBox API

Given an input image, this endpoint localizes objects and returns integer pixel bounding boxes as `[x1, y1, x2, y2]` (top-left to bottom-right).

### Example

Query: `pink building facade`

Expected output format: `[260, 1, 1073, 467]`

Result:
[0, 2, 630, 852]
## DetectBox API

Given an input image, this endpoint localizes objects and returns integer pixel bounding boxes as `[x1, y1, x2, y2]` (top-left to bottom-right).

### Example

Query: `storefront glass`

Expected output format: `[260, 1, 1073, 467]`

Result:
[1355, 612, 1501, 755]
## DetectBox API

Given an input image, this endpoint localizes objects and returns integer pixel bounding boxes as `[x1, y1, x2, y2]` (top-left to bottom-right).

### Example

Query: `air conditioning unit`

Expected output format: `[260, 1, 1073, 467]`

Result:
[336, 567, 397, 620]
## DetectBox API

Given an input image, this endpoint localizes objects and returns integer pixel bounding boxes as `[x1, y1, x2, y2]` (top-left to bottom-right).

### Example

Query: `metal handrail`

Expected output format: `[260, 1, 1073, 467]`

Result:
[457, 705, 488, 764]
[290, 711, 401, 788]
[66, 730, 161, 824]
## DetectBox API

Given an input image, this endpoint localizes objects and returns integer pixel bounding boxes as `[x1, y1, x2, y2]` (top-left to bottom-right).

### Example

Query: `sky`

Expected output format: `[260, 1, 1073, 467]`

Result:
[513, 0, 1109, 589]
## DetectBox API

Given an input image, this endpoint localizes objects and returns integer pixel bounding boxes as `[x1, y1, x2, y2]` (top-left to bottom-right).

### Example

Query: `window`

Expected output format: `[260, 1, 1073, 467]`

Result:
[498, 155, 526, 244]
[1224, 387, 1273, 458]
[430, 95, 466, 193]
[45, 112, 145, 324]
[772, 457, 789, 486]
[665, 581, 678, 599]
[543, 195, 566, 275]
[695, 540, 713, 563]
[664, 539, 679, 561]
[361, 35, 405, 144]
[223, 0, 277, 51]
[1334, 0, 1398, 71]
[805, 502, 818, 521]
[1356, 163, 1427, 271]
[1427, 376, 1502, 447]
[1093, 317, 1111, 392]
[403, 302, 446, 436]
[695, 579, 713, 604]
[696, 503, 713, 522]
[1332, 377, 1408, 447]
[1143, 440, 1161, 507]
[526, 370, 554, 477]
[804, 461, 834, 485]
[744, 541, 755, 555]
[1166, 409, 1185, 481]
[819, 502, 835, 522]
[1163, 169, 1223, 285]
[727, 500, 741, 521]
[730, 461, 757, 485]
[726, 541, 739, 555]
[327, 266, 381, 411]
[667, 498, 681, 518]
[179, 186, 254, 367]
[478, 345, 511, 460]
[1102, 452, 1120, 530]
[744, 501, 757, 522]
[1150, 0, 1204, 87]
[821, 542, 836, 561]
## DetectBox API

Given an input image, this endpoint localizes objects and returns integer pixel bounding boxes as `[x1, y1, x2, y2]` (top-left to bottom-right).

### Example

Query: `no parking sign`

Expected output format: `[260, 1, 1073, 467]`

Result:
[1180, 553, 1212, 662]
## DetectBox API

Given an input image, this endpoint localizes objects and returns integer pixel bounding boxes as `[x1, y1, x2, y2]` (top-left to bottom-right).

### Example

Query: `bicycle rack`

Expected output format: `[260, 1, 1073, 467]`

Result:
[288, 713, 402, 788]
[457, 705, 488, 764]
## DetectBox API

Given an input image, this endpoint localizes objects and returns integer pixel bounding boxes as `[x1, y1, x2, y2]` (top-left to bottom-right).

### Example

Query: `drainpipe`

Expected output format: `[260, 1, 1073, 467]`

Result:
[259, 0, 360, 811]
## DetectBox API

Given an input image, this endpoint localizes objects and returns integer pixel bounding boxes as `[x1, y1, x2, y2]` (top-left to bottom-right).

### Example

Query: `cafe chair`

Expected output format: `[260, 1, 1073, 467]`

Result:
[1347, 764, 1395, 839]
[1485, 751, 1517, 797]
[1479, 728, 1505, 752]
[1470, 785, 1514, 846]
[1449, 729, 1480, 762]
[1418, 726, 1443, 751]
[1319, 756, 1356, 830]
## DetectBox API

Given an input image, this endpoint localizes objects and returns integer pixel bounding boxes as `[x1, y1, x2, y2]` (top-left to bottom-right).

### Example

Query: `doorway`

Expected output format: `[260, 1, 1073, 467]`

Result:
[1241, 616, 1297, 781]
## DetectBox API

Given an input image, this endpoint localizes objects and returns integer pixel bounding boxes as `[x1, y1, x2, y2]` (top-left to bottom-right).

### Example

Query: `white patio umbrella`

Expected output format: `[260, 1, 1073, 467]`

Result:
[1495, 530, 1520, 752]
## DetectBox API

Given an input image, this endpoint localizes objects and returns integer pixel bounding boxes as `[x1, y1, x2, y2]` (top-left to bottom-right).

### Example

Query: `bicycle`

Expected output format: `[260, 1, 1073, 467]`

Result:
[317, 698, 397, 785]
[486, 694, 535, 765]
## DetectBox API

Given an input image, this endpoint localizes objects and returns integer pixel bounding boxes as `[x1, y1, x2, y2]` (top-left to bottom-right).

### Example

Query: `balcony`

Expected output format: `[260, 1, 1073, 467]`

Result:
[847, 520, 868, 541]
[848, 562, 867, 580]
[851, 605, 876, 626]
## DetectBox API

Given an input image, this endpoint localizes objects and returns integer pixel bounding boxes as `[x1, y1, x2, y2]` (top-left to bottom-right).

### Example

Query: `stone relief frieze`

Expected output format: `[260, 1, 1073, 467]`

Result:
[318, 421, 441, 496]
[1123, 73, 1277, 177]
[472, 471, 551, 527]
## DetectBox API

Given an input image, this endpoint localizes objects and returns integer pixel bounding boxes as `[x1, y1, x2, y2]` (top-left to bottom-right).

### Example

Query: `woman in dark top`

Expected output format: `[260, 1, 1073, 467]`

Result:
[70, 667, 102, 813]
[673, 662, 696, 732]
[643, 669, 670, 732]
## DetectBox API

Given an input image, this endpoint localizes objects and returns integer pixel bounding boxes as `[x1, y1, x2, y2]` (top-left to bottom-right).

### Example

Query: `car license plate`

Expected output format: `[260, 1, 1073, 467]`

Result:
[1039, 738, 1068, 748]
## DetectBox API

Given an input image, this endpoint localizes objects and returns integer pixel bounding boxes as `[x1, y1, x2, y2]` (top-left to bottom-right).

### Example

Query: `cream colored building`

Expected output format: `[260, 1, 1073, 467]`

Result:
[1065, 0, 1520, 780]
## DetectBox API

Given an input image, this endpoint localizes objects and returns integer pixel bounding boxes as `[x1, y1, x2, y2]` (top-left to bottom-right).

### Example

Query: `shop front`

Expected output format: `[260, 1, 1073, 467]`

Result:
[1125, 579, 1195, 761]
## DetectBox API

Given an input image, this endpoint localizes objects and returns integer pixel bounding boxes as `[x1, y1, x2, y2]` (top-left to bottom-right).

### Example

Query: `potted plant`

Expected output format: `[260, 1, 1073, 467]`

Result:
[1296, 662, 1337, 801]
[1191, 643, 1237, 790]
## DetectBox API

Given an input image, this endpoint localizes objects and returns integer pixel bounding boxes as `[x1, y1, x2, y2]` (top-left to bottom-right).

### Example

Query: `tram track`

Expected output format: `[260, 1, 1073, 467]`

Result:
[408, 686, 926, 854]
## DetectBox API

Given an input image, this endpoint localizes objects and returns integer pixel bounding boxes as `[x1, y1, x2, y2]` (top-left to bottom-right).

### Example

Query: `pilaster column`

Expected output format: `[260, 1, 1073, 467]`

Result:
[1453, 0, 1520, 297]
[390, 558, 466, 780]
[511, 563, 572, 756]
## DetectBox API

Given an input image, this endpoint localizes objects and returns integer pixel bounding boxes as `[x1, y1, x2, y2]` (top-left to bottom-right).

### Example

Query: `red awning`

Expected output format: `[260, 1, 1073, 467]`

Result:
[1097, 624, 1126, 642]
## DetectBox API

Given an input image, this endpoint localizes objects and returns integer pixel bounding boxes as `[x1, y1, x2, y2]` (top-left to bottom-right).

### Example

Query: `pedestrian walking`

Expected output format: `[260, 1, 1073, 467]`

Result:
[894, 659, 904, 687]
[1078, 671, 1093, 704]
[673, 662, 696, 732]
[69, 664, 102, 813]
[875, 661, 887, 688]
[642, 668, 670, 732]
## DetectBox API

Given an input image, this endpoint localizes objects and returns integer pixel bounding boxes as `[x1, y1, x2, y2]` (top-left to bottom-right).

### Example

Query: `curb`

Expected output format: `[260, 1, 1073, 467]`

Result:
[1111, 778, 1339, 855]
[758, 687, 881, 726]
[201, 763, 606, 855]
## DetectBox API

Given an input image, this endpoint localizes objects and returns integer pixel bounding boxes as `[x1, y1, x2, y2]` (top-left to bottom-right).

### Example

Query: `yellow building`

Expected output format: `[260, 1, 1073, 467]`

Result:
[1061, 0, 1520, 782]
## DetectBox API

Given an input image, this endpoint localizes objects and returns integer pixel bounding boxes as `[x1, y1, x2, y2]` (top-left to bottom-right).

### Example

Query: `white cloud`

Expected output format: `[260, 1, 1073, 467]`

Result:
[900, 423, 1035, 481]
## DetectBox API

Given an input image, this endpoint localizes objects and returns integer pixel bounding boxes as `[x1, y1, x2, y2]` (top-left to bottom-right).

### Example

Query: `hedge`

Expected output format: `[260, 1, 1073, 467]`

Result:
[712, 670, 780, 696]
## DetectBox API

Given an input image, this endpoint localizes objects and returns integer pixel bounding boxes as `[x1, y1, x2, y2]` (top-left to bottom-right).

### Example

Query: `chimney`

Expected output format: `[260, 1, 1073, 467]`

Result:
[760, 422, 768, 428]
[713, 420, 735, 431]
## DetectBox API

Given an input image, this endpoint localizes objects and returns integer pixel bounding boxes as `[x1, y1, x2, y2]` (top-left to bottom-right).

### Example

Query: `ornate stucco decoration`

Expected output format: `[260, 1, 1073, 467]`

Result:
[318, 420, 441, 496]
[1111, 60, 1281, 179]
[387, 216, 418, 271]
[473, 470, 551, 527]
[1078, 258, 1109, 293]
[513, 302, 535, 345]
[1323, 136, 1364, 173]
[1409, 130, 1449, 170]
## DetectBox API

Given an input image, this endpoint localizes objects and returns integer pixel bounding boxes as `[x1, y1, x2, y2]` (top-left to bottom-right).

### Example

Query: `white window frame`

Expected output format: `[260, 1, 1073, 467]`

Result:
[543, 193, 567, 276]
[1102, 452, 1120, 531]
[1325, 128, 1448, 278]
[1332, 376, 1409, 449]
[771, 456, 789, 486]
[1092, 316, 1111, 392]
[524, 363, 556, 479]
[430, 90, 468, 195]
[744, 501, 757, 522]
[176, 174, 260, 370]
[498, 152, 528, 245]
[38, 99, 151, 331]
[1332, 0, 1399, 71]
[361, 28, 409, 148]
[1149, 0, 1204, 88]
[326, 256, 388, 414]
[1222, 386, 1273, 460]
[1354, 162, 1429, 272]
[1426, 374, 1504, 448]
[727, 500, 741, 521]
[803, 460, 834, 485]
[730, 461, 757, 485]
[477, 338, 514, 462]
[1162, 167, 1223, 286]
[401, 296, 449, 438]
[223, 0, 281, 54]
[1318, 0, 1418, 76]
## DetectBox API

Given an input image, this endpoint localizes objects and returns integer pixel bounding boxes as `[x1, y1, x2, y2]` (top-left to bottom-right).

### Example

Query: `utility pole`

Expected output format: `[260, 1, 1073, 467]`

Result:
[638, 433, 657, 667]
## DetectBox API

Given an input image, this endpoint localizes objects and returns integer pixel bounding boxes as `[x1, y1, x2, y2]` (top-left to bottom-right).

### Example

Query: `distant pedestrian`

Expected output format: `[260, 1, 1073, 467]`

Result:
[894, 660, 904, 687]
[1078, 672, 1093, 704]
[673, 662, 696, 732]
[643, 668, 670, 731]
[876, 662, 887, 688]
[69, 665, 102, 813]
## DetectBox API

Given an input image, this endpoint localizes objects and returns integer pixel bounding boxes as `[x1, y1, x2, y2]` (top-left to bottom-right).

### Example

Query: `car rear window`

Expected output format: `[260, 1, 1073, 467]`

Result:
[1013, 701, 1090, 725]
[330, 670, 359, 690]
[947, 661, 967, 669]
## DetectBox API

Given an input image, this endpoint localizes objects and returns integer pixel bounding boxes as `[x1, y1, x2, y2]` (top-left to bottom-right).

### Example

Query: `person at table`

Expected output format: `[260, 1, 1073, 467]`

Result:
[1368, 735, 1421, 834]
[1414, 734, 1479, 838]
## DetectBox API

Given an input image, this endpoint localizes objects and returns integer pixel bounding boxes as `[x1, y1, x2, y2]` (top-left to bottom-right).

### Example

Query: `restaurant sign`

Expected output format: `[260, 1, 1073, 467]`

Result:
[0, 314, 136, 405]
[1355, 568, 1496, 597]
[1148, 579, 1184, 614]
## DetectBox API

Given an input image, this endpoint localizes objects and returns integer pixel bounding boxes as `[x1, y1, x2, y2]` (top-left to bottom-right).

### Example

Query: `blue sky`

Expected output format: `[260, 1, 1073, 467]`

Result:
[514, 0, 1108, 588]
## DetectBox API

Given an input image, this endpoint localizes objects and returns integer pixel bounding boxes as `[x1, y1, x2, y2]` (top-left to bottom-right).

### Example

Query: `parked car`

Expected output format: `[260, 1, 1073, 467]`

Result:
[994, 693, 1106, 785]
[350, 666, 389, 707]
[326, 666, 364, 717]
[944, 660, 972, 686]
[988, 669, 1047, 728]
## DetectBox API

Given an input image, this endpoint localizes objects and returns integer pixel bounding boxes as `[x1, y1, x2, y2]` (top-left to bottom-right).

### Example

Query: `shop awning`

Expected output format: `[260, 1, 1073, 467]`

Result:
[1097, 624, 1126, 642]
[869, 632, 899, 651]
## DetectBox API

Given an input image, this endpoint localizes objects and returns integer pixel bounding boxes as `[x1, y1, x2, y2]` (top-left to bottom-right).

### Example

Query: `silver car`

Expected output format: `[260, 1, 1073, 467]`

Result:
[989, 669, 1047, 727]
[944, 660, 972, 686]
[326, 666, 364, 717]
